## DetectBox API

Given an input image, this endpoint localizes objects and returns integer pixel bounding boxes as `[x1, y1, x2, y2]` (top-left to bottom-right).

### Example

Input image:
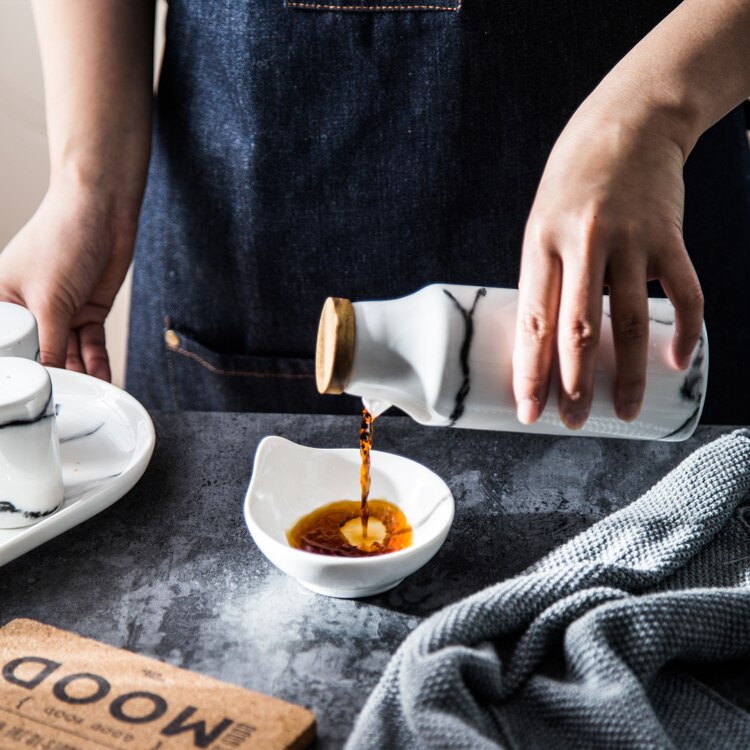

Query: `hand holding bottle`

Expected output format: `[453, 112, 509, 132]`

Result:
[513, 0, 750, 429]
[513, 103, 703, 429]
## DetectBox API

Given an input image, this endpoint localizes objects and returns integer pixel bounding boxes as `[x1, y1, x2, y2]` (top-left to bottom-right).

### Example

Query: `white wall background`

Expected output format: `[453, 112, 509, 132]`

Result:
[0, 2, 47, 245]
[0, 1, 166, 388]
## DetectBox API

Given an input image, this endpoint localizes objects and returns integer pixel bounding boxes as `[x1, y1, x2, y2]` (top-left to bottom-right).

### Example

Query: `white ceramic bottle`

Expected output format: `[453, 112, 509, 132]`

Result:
[316, 284, 708, 441]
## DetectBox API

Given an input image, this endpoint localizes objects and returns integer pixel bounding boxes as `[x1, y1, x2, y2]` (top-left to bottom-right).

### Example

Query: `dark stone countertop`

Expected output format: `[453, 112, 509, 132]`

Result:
[0, 416, 745, 748]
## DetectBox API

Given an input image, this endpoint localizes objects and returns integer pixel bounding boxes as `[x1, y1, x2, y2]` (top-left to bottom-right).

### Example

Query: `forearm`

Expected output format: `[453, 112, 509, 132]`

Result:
[579, 0, 750, 159]
[32, 0, 156, 223]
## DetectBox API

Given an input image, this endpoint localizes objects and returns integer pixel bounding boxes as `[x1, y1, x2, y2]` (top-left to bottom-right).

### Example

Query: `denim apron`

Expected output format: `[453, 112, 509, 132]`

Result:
[128, 0, 750, 422]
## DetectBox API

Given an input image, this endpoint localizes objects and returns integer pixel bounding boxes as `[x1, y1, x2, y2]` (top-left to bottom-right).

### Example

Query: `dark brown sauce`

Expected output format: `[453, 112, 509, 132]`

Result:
[287, 499, 412, 557]
[287, 407, 413, 557]
[359, 406, 374, 535]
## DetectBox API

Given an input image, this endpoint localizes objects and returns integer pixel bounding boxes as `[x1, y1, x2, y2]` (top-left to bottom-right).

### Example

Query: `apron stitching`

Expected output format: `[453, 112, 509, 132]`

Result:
[166, 348, 183, 411]
[286, 2, 461, 10]
[167, 342, 315, 379]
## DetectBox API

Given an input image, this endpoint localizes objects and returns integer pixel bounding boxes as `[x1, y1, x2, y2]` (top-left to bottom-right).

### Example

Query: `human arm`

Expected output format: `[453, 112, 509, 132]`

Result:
[513, 0, 750, 428]
[0, 0, 155, 379]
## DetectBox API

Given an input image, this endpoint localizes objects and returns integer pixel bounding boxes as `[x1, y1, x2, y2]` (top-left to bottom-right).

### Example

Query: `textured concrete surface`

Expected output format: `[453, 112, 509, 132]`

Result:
[0, 416, 745, 748]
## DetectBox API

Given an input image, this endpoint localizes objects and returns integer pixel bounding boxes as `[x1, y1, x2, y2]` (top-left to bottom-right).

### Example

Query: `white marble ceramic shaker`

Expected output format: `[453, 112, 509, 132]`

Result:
[0, 358, 64, 528]
[0, 301, 40, 361]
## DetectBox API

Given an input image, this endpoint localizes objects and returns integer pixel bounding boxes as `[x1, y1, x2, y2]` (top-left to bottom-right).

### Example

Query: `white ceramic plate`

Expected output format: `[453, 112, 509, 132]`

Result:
[0, 368, 155, 566]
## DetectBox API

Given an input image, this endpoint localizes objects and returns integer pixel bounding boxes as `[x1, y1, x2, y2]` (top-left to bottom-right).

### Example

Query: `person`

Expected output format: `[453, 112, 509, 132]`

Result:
[1, 0, 749, 425]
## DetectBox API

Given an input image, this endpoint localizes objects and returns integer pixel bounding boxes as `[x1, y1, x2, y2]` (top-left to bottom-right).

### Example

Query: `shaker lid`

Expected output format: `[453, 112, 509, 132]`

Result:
[316, 297, 355, 395]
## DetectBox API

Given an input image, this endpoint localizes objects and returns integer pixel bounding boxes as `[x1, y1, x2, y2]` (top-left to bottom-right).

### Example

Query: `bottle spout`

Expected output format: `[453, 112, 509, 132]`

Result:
[316, 297, 355, 394]
[362, 397, 392, 418]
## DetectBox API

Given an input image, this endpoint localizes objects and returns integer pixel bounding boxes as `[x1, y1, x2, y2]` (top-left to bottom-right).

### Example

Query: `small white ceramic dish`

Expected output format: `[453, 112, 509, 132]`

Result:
[0, 367, 155, 566]
[244, 436, 454, 598]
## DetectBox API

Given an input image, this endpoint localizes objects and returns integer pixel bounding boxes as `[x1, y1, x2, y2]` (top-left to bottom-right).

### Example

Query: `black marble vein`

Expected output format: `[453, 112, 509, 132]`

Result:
[661, 336, 706, 440]
[59, 422, 105, 444]
[443, 287, 487, 427]
[0, 388, 54, 430]
[0, 500, 62, 520]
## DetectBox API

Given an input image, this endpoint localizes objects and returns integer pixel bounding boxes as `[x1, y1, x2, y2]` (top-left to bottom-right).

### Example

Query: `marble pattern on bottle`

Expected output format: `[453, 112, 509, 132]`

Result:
[439, 287, 708, 440]
[442, 287, 486, 427]
[660, 335, 706, 440]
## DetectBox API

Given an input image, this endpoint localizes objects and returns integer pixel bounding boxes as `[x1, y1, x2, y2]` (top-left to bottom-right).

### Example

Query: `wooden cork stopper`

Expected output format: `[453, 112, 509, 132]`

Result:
[316, 297, 355, 395]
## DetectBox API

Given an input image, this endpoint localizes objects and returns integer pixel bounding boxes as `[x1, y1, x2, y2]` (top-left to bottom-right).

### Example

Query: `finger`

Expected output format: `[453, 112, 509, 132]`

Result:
[557, 254, 606, 429]
[78, 322, 111, 382]
[65, 331, 86, 373]
[659, 243, 704, 370]
[513, 249, 562, 425]
[35, 302, 74, 370]
[608, 266, 649, 422]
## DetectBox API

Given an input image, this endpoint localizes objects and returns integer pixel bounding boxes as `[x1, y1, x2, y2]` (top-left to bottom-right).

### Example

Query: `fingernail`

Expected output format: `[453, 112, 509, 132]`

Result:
[672, 346, 692, 370]
[617, 401, 641, 422]
[563, 409, 588, 430]
[676, 353, 691, 370]
[517, 398, 540, 425]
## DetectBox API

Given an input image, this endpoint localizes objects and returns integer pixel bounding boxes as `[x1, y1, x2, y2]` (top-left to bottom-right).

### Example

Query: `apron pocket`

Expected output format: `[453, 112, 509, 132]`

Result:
[285, 0, 460, 11]
[164, 323, 360, 414]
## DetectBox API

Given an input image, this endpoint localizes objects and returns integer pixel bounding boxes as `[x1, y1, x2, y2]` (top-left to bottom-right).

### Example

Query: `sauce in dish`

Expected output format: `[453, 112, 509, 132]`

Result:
[287, 499, 412, 557]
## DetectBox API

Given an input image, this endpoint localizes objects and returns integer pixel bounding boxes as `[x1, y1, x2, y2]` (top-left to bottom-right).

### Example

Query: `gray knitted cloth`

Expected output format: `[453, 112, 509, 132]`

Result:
[346, 430, 750, 750]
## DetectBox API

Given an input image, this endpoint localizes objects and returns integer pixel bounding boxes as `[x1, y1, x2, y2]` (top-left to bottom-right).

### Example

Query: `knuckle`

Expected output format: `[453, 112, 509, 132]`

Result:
[524, 215, 557, 249]
[33, 298, 57, 319]
[83, 330, 107, 347]
[578, 210, 601, 244]
[682, 287, 705, 316]
[40, 349, 63, 366]
[614, 312, 648, 343]
[577, 208, 614, 247]
[521, 312, 555, 345]
[34, 296, 71, 325]
[573, 208, 633, 264]
[565, 318, 598, 352]
[85, 352, 108, 367]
